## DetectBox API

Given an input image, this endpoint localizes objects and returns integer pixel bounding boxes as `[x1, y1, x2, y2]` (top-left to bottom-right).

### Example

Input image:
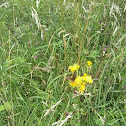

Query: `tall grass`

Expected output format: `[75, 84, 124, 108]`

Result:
[0, 0, 126, 126]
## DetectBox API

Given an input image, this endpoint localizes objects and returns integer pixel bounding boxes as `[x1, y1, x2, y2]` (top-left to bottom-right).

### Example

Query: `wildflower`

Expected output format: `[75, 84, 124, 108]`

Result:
[69, 64, 80, 73]
[81, 81, 86, 86]
[69, 81, 77, 87]
[83, 73, 87, 77]
[75, 76, 83, 86]
[67, 63, 93, 94]
[78, 85, 85, 94]
[85, 76, 93, 84]
[86, 61, 92, 67]
[75, 76, 86, 91]
[82, 74, 87, 82]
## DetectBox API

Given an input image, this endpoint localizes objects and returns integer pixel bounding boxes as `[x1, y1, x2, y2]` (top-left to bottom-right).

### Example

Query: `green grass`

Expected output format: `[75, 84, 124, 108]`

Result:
[0, 0, 126, 126]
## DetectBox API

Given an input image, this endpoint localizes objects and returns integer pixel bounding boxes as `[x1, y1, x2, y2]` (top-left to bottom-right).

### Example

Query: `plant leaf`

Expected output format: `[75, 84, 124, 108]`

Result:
[4, 102, 12, 111]
[0, 105, 4, 112]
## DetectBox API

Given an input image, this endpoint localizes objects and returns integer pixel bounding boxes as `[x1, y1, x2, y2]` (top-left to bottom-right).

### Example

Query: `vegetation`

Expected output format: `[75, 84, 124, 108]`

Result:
[0, 0, 126, 125]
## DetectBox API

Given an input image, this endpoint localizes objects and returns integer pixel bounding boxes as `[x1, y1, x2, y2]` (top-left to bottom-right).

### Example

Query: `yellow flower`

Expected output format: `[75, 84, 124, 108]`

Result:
[82, 73, 87, 81]
[69, 64, 80, 73]
[75, 76, 83, 86]
[67, 63, 94, 93]
[85, 76, 93, 84]
[83, 73, 87, 77]
[69, 81, 77, 87]
[81, 81, 86, 86]
[78, 85, 85, 94]
[87, 61, 92, 67]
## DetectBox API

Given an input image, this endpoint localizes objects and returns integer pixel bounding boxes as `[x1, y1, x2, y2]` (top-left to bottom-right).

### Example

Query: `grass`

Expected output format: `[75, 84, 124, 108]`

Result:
[0, 0, 126, 126]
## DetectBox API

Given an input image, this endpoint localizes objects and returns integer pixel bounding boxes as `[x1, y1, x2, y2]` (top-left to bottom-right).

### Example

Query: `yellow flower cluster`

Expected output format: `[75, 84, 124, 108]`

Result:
[86, 61, 92, 67]
[69, 64, 80, 73]
[68, 62, 93, 94]
[69, 74, 93, 93]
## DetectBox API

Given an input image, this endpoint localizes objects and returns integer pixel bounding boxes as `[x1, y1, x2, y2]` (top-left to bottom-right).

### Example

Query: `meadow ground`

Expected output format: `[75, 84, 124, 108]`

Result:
[0, 0, 126, 126]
